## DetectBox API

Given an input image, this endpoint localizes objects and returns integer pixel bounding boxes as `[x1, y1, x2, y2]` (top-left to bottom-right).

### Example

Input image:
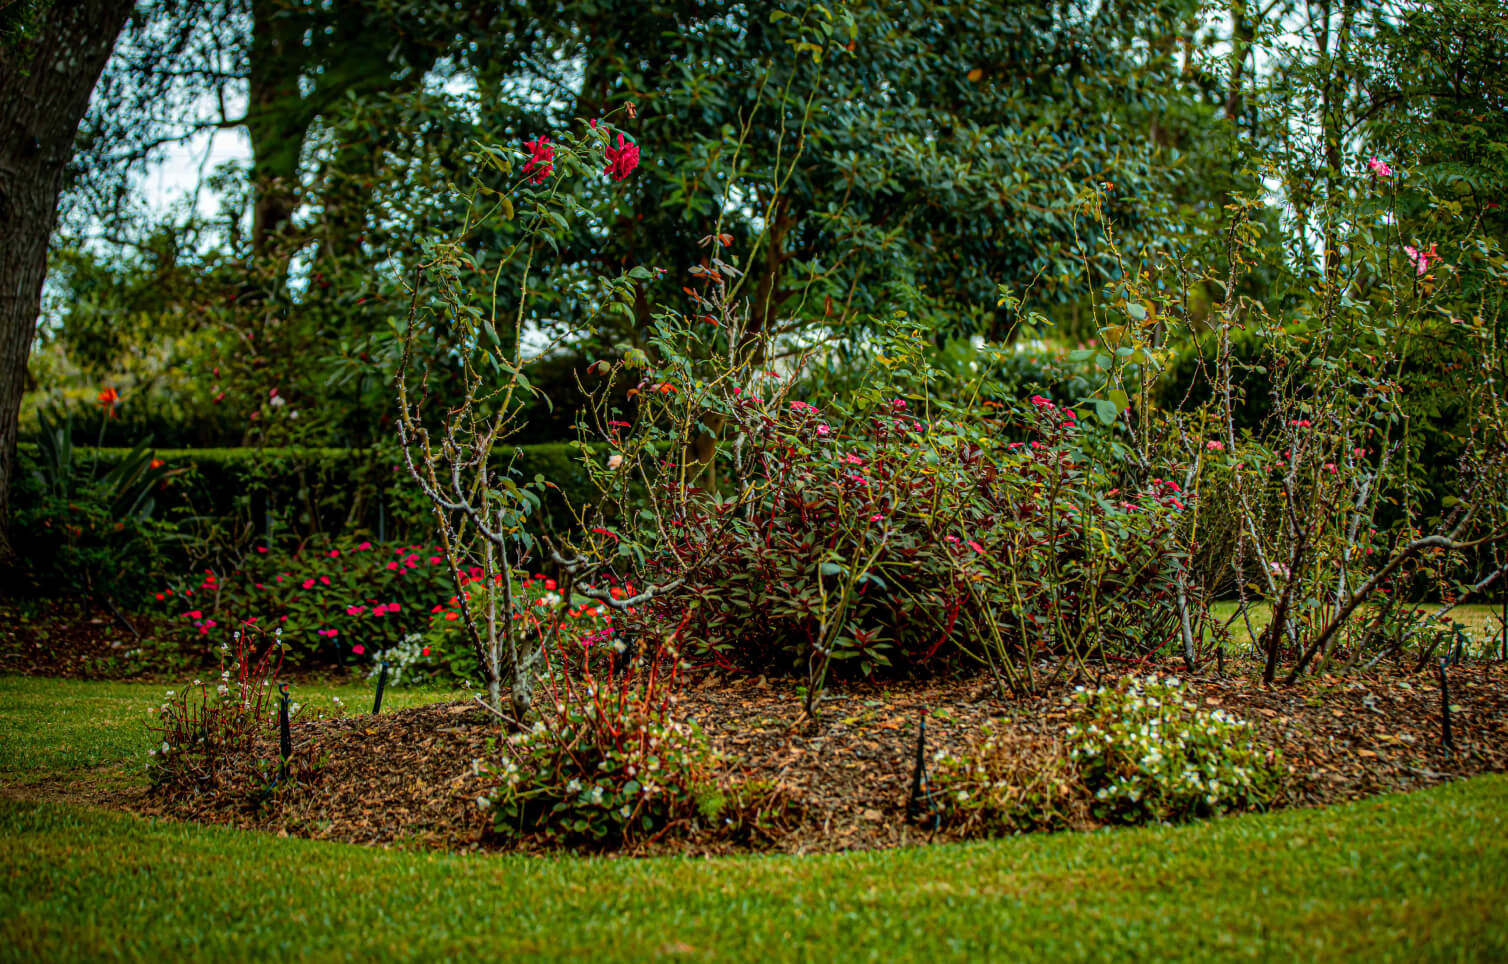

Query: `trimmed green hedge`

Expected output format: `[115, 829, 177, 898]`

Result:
[14, 442, 600, 544]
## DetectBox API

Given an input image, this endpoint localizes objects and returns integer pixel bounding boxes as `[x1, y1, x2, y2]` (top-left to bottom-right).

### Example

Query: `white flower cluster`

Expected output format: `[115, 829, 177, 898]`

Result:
[1066, 674, 1282, 821]
[368, 633, 431, 687]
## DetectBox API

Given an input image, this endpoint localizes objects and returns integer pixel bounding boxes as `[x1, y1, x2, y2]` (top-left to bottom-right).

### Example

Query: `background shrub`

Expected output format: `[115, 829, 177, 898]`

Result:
[628, 391, 1190, 681]
[9, 409, 185, 600]
[16, 441, 601, 554]
[153, 539, 457, 665]
[417, 572, 617, 685]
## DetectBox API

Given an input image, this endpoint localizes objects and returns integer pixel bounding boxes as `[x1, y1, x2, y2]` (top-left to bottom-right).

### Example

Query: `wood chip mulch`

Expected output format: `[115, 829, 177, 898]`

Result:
[0, 602, 176, 679]
[115, 662, 1508, 856]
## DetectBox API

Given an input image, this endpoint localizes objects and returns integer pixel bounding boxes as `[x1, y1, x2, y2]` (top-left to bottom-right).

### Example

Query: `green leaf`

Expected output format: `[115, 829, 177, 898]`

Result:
[1094, 399, 1118, 425]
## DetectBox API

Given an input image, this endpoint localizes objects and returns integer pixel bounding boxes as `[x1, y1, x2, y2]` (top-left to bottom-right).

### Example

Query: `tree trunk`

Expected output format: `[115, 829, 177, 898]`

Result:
[0, 0, 136, 564]
[1223, 0, 1253, 123]
[247, 0, 310, 258]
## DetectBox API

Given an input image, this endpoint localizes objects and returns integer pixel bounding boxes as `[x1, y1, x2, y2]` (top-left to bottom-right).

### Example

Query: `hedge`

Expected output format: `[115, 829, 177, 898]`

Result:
[13, 441, 601, 545]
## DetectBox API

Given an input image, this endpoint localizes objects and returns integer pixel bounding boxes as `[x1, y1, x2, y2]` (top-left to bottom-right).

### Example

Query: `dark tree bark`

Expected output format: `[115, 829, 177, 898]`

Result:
[247, 0, 309, 257]
[0, 0, 137, 564]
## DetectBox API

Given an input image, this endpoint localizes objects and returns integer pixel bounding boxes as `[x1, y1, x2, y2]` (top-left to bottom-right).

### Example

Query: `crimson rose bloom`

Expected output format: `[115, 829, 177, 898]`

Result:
[523, 135, 555, 184]
[604, 133, 639, 180]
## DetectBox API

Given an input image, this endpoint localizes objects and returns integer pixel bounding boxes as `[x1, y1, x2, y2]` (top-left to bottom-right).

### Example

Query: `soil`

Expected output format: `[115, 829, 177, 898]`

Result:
[0, 601, 358, 686]
[108, 660, 1508, 857]
[0, 600, 189, 679]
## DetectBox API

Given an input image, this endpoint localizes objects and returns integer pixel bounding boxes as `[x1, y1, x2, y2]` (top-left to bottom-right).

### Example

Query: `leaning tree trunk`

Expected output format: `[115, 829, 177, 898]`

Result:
[0, 0, 135, 565]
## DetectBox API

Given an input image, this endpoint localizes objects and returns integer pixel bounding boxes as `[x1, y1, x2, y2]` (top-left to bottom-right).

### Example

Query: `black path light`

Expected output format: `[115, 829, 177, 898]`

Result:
[278, 682, 292, 783]
[1500, 580, 1506, 662]
[1438, 658, 1455, 757]
[373, 659, 390, 714]
[906, 713, 939, 829]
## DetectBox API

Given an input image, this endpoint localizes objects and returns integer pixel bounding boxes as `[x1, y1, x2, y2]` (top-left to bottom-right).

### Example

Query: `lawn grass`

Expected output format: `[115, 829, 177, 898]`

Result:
[1, 778, 1506, 961]
[3, 678, 1508, 961]
[1209, 601, 1506, 653]
[0, 676, 465, 778]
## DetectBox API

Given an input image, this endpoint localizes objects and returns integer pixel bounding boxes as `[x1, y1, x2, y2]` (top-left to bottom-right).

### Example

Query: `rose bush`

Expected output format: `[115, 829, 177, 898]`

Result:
[623, 380, 1191, 691]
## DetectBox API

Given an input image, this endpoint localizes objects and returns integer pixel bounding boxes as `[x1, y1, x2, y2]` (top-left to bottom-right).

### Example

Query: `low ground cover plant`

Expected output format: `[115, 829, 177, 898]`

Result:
[479, 640, 713, 846]
[153, 539, 452, 664]
[934, 675, 1285, 835]
[926, 729, 1089, 836]
[147, 628, 287, 793]
[1067, 674, 1284, 823]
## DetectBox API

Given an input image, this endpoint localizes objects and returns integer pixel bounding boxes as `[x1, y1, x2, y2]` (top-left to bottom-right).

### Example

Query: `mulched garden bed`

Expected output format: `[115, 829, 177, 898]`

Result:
[0, 601, 143, 678]
[0, 601, 195, 680]
[0, 601, 360, 686]
[118, 660, 1508, 856]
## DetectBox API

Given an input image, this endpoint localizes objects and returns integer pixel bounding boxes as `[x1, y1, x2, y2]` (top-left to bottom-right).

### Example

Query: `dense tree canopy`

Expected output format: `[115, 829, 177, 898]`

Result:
[33, 0, 1245, 448]
[11, 1, 1507, 454]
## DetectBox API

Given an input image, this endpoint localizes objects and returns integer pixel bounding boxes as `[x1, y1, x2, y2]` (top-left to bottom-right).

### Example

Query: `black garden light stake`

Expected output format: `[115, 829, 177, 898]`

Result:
[906, 713, 939, 829]
[278, 682, 292, 783]
[1438, 659, 1454, 757]
[373, 660, 389, 714]
[1500, 581, 1506, 662]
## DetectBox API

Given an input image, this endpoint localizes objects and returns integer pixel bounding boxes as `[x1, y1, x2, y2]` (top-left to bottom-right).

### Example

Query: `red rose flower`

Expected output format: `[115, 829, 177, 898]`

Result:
[604, 133, 639, 181]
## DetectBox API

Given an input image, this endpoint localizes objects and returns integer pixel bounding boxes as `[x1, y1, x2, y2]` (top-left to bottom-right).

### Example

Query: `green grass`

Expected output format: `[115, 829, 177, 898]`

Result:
[2, 779, 1506, 961]
[0, 676, 465, 777]
[1209, 601, 1505, 652]
[3, 677, 1508, 961]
